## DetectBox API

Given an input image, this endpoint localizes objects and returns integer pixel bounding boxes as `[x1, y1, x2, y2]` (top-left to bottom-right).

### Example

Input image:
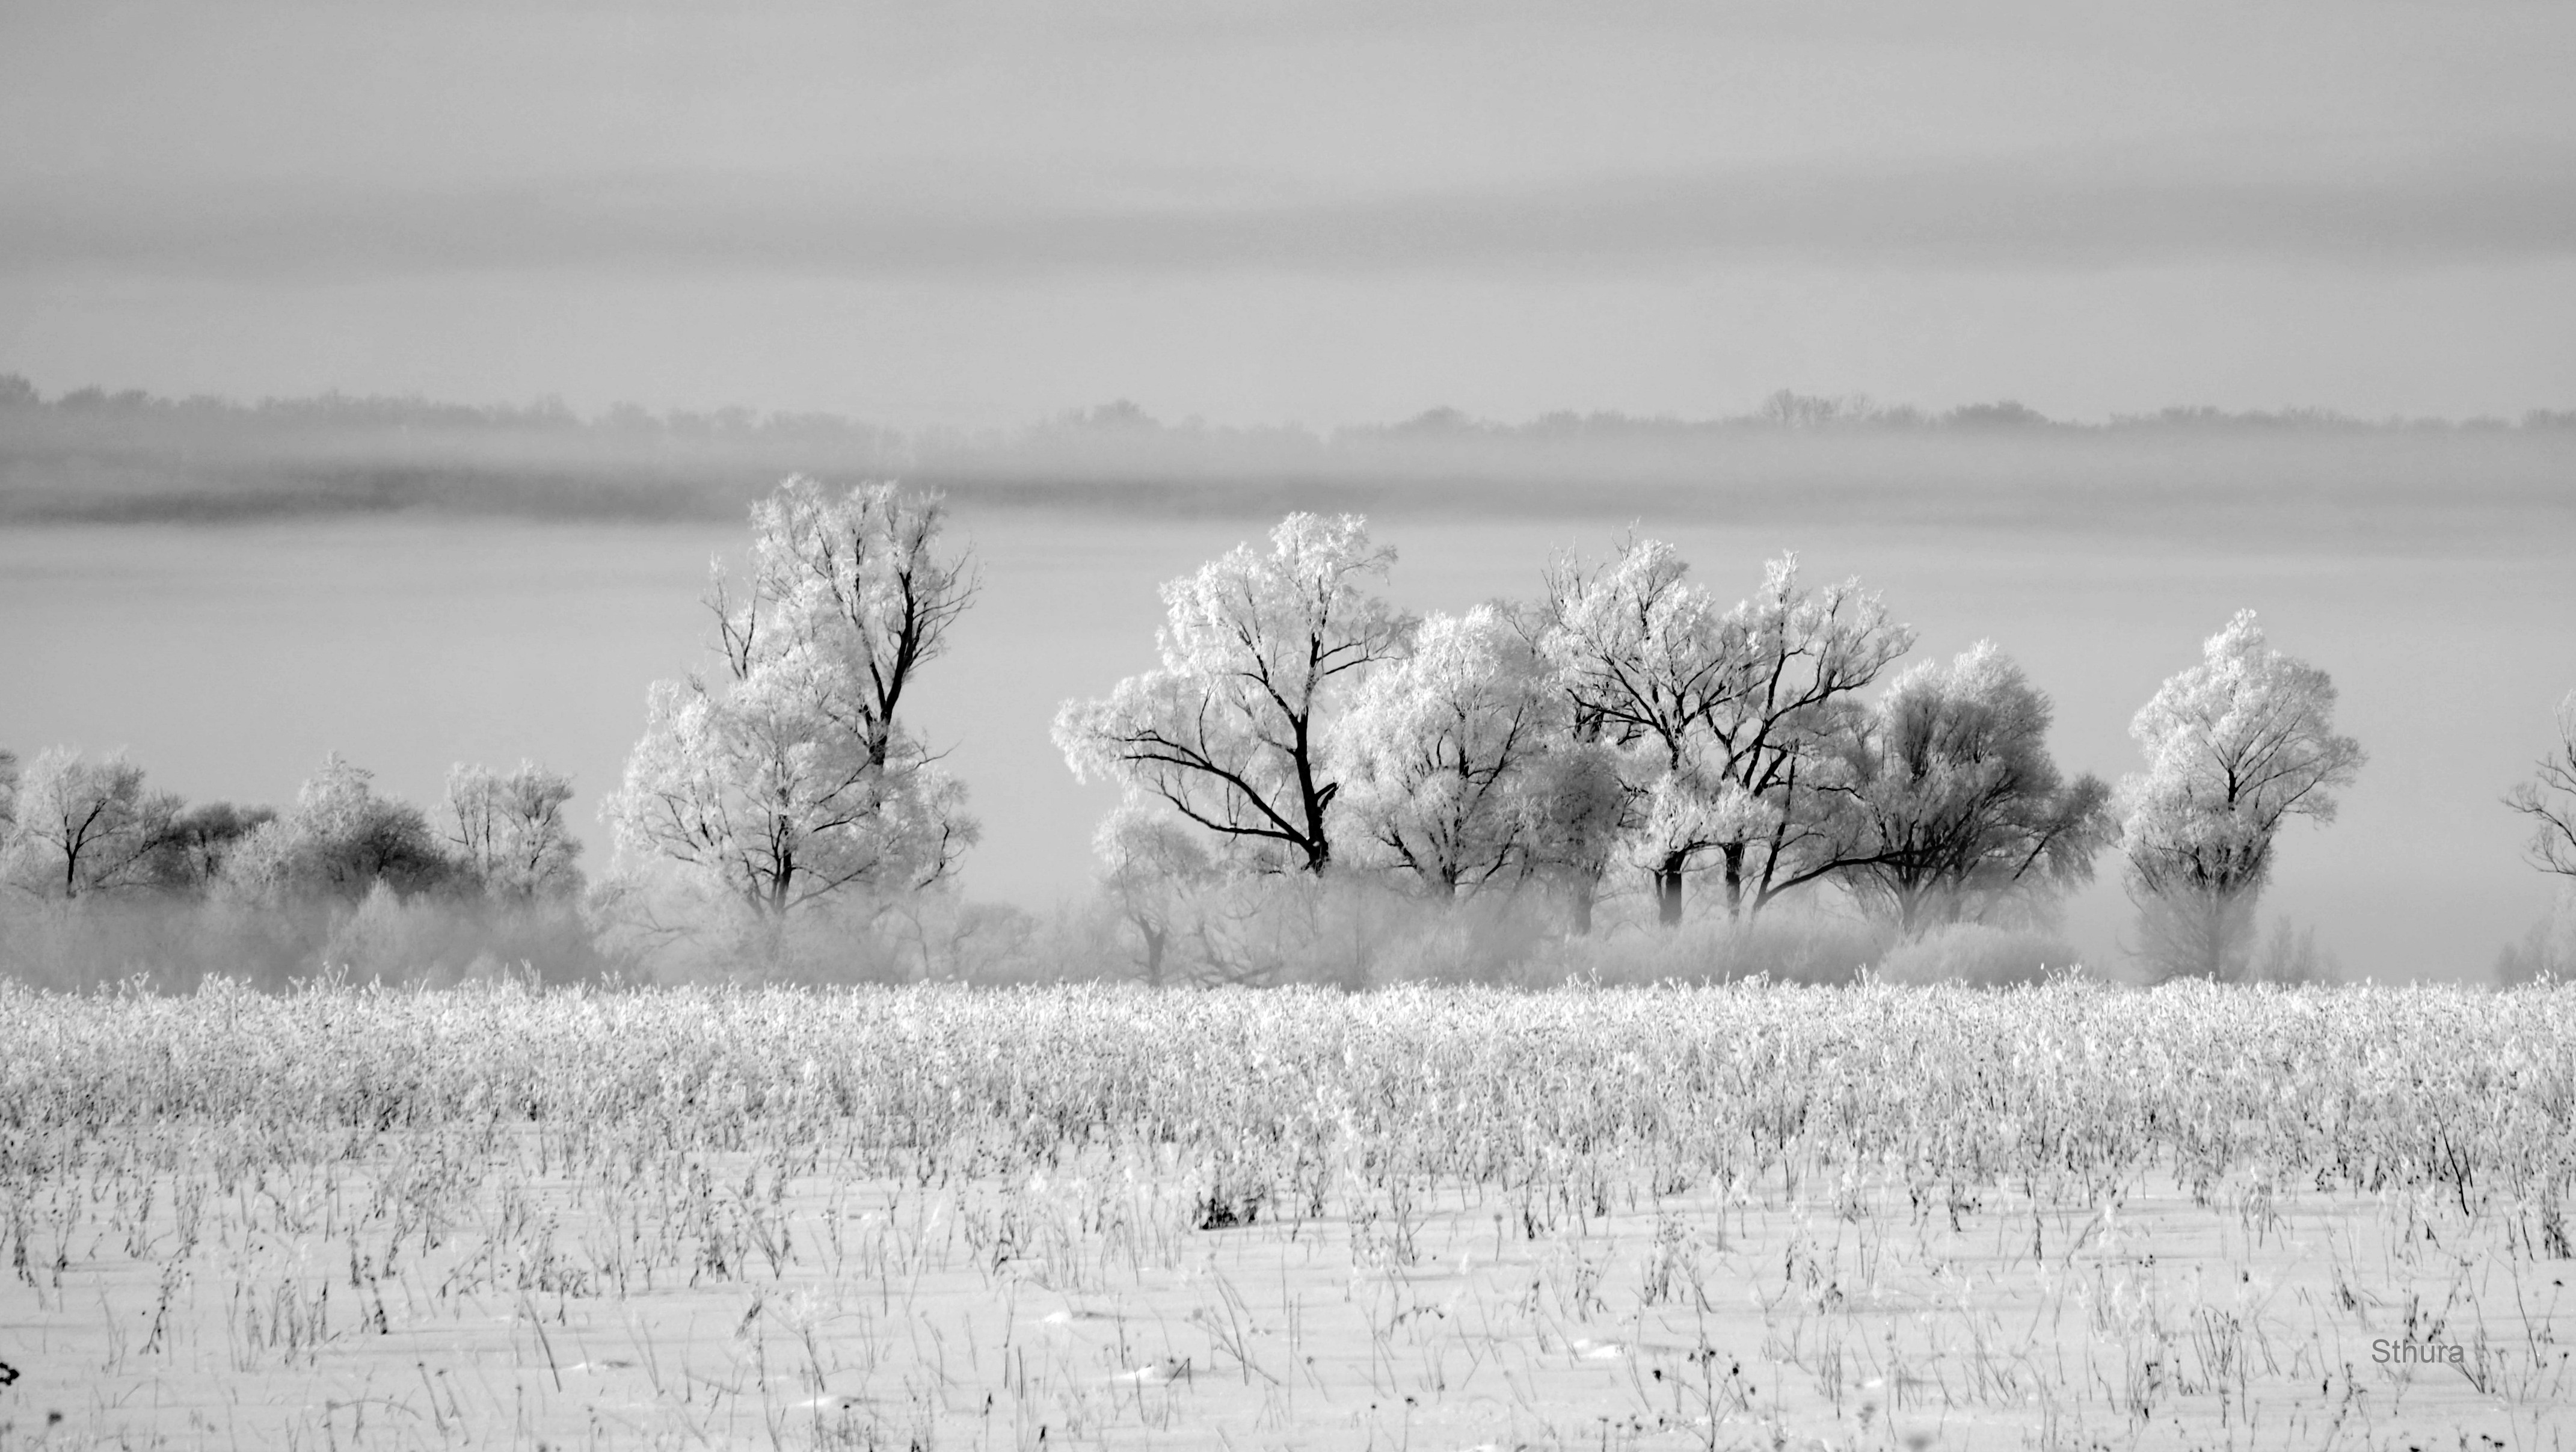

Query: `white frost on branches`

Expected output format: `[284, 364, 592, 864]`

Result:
[1330, 604, 1564, 897]
[603, 477, 977, 922]
[2120, 610, 2364, 980]
[1832, 642, 2114, 936]
[1054, 513, 1410, 875]
[1543, 543, 1913, 923]
[1, 748, 177, 900]
[2507, 690, 2576, 881]
[441, 761, 585, 900]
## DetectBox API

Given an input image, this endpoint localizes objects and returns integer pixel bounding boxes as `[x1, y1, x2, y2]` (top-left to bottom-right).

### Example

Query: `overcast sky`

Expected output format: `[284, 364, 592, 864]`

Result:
[5, 0, 2574, 426]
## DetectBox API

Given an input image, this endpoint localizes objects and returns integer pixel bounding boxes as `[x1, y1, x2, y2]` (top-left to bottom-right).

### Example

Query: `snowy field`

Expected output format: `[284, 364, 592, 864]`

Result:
[4, 980, 2571, 1450]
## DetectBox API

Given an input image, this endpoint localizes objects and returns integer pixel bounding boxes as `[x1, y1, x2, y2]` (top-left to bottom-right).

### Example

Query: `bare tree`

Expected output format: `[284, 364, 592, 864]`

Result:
[2507, 689, 2576, 879]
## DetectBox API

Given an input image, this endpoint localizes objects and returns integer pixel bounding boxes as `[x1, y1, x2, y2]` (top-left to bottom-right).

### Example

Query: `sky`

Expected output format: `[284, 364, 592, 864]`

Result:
[5, 0, 2575, 426]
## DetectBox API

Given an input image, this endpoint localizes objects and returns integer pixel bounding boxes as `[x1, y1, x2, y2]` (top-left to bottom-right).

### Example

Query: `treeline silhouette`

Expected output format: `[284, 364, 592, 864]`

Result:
[13, 374, 2576, 438]
[8, 374, 2576, 529]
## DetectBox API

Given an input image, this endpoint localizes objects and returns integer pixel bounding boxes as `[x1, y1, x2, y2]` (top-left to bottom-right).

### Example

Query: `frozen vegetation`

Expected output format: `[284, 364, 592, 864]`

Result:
[2, 979, 2572, 1448]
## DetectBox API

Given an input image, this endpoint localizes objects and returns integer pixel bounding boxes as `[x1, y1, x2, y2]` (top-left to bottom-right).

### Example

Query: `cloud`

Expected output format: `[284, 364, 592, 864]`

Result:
[5, 144, 2574, 281]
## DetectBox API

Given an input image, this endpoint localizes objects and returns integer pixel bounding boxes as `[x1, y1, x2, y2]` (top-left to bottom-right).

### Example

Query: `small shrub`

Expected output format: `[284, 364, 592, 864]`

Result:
[2497, 888, 2576, 986]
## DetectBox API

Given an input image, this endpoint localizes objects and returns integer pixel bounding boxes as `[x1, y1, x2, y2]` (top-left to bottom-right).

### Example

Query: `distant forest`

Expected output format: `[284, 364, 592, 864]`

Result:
[4, 372, 2575, 529]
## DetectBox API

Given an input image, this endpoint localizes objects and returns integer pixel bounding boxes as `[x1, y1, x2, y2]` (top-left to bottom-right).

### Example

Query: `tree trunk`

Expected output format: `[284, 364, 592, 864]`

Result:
[1141, 922, 1166, 989]
[1655, 852, 1688, 926]
[1720, 843, 1747, 921]
[1569, 875, 1597, 937]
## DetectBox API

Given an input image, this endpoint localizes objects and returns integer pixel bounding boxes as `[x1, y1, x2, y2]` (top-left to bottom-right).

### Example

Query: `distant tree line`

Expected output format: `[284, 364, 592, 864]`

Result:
[0, 749, 578, 907]
[0, 372, 905, 448]
[0, 745, 591, 986]
[10, 372, 2576, 447]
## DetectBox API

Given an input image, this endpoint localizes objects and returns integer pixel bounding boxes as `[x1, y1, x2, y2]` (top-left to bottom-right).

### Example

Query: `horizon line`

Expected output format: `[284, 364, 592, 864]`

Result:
[8, 371, 2575, 438]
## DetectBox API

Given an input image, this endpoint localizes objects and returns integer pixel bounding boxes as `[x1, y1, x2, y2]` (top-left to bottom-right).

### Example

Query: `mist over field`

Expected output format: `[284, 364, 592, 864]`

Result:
[1, 385, 2569, 983]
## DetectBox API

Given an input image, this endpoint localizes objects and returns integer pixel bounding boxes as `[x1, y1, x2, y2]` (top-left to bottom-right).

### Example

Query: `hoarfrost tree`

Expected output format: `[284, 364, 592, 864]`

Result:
[2506, 689, 2576, 880]
[1, 748, 180, 899]
[1539, 539, 1734, 924]
[1054, 513, 1410, 875]
[603, 477, 978, 921]
[1513, 739, 1631, 934]
[2120, 610, 2364, 981]
[441, 761, 584, 900]
[1330, 604, 1564, 898]
[1710, 557, 1916, 918]
[1830, 642, 2115, 936]
[143, 802, 277, 893]
[223, 754, 452, 903]
[1544, 544, 1913, 924]
[1092, 799, 1217, 987]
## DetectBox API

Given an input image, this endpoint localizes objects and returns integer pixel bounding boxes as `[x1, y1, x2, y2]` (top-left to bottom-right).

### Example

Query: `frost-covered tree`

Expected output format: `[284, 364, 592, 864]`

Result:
[223, 753, 452, 903]
[1, 748, 179, 899]
[1544, 544, 1912, 924]
[441, 761, 583, 900]
[1092, 800, 1217, 986]
[1830, 642, 2114, 936]
[143, 802, 277, 893]
[2120, 611, 2364, 981]
[603, 477, 978, 920]
[1055, 513, 1410, 875]
[1513, 739, 1631, 934]
[2506, 690, 2576, 881]
[1539, 539, 1734, 924]
[0, 746, 17, 834]
[1331, 604, 1563, 898]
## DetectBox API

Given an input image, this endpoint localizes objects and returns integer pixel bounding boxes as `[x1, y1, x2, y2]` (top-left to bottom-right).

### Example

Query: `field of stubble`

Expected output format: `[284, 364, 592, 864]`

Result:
[2, 980, 2572, 1451]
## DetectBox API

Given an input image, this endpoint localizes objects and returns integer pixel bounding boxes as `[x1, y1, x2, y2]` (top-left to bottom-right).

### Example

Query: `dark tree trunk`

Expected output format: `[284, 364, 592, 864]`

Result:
[1141, 923, 1166, 989]
[1720, 843, 1748, 921]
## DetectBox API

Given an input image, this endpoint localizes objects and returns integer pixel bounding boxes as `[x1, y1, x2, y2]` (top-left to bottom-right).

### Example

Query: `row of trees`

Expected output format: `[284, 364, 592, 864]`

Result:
[1048, 512, 2388, 982]
[14, 477, 2571, 987]
[580, 482, 2573, 986]
[0, 749, 582, 908]
[17, 374, 2576, 438]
